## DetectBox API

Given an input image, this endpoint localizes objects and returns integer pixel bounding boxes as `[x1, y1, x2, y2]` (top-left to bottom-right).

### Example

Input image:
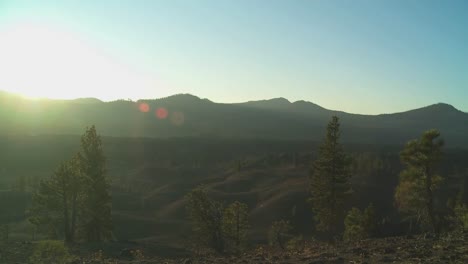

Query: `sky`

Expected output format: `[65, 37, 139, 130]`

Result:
[0, 0, 467, 114]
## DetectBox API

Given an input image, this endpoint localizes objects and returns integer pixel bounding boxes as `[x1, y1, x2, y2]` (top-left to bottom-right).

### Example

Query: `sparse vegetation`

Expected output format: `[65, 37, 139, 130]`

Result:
[29, 240, 74, 264]
[286, 235, 306, 252]
[0, 98, 466, 263]
[268, 220, 292, 250]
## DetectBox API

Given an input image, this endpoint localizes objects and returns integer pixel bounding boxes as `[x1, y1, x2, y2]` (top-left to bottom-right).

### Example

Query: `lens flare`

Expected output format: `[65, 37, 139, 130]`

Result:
[156, 107, 168, 119]
[138, 103, 150, 113]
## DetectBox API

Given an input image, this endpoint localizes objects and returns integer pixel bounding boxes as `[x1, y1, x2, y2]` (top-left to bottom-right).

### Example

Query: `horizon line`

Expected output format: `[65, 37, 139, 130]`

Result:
[0, 89, 465, 116]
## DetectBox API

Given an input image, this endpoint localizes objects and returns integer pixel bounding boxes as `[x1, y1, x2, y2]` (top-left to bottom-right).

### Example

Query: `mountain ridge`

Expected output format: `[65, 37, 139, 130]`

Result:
[1, 90, 464, 115]
[1, 90, 467, 147]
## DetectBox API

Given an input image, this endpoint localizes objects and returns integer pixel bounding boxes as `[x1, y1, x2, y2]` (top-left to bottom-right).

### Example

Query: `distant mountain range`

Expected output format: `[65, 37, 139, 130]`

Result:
[1, 90, 467, 147]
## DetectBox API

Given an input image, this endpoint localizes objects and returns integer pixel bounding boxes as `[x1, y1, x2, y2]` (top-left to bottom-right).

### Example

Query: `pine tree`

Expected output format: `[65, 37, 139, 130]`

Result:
[223, 201, 249, 252]
[268, 220, 292, 250]
[343, 204, 376, 241]
[343, 208, 366, 241]
[186, 187, 225, 253]
[29, 154, 84, 243]
[309, 116, 351, 238]
[395, 129, 444, 234]
[80, 125, 112, 241]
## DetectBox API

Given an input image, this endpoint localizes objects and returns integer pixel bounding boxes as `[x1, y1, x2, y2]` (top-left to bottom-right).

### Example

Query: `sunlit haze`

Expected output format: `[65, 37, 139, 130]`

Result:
[0, 0, 467, 114]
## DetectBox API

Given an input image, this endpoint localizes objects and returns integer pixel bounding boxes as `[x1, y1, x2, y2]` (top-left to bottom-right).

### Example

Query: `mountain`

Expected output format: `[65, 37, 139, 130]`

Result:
[1, 91, 467, 147]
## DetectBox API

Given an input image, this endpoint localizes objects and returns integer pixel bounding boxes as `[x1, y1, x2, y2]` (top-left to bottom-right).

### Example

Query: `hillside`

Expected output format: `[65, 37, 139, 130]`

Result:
[1, 91, 467, 147]
[1, 136, 467, 246]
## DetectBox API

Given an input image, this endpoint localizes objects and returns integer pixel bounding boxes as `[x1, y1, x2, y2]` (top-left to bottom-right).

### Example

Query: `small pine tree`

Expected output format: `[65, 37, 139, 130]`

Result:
[186, 187, 225, 253]
[309, 116, 352, 238]
[268, 220, 292, 250]
[222, 201, 249, 253]
[343, 204, 376, 242]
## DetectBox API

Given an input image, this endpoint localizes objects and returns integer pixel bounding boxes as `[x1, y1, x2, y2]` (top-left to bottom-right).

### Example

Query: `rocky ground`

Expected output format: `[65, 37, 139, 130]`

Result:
[1, 232, 467, 263]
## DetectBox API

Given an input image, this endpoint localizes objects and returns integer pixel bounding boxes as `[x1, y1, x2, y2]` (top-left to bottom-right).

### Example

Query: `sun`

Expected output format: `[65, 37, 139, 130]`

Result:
[0, 21, 156, 101]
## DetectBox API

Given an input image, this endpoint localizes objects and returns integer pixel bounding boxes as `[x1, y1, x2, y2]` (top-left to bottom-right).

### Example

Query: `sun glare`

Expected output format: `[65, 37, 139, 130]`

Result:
[0, 22, 157, 101]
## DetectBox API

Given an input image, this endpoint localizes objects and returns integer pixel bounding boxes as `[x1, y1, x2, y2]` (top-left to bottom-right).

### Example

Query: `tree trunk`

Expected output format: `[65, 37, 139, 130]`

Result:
[236, 207, 240, 248]
[70, 192, 78, 243]
[424, 168, 437, 234]
[62, 181, 71, 244]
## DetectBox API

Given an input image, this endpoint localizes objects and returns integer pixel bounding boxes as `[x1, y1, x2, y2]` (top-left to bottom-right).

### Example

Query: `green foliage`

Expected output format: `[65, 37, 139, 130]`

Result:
[309, 116, 352, 236]
[80, 125, 113, 242]
[364, 203, 377, 234]
[343, 204, 376, 242]
[29, 125, 112, 243]
[186, 186, 225, 253]
[131, 249, 145, 261]
[286, 235, 305, 252]
[186, 188, 250, 254]
[395, 129, 444, 233]
[453, 204, 468, 231]
[222, 201, 250, 253]
[268, 220, 292, 250]
[29, 240, 73, 264]
[29, 154, 84, 243]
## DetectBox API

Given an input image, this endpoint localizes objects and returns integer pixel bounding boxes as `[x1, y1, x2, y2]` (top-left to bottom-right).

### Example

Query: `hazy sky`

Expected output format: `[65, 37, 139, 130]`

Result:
[0, 0, 467, 114]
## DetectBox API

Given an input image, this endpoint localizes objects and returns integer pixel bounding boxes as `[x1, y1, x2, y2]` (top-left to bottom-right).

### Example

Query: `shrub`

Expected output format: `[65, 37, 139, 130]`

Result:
[268, 220, 292, 250]
[186, 187, 225, 253]
[343, 204, 376, 242]
[286, 235, 305, 252]
[29, 240, 73, 264]
[222, 201, 250, 253]
[454, 204, 468, 230]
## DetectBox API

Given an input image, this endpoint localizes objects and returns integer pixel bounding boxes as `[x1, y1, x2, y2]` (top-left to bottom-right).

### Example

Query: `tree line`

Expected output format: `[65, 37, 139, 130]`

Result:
[186, 115, 468, 254]
[23, 116, 468, 255]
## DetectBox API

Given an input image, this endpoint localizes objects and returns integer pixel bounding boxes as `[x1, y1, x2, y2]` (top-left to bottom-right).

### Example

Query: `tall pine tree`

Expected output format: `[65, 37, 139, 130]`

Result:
[309, 116, 351, 238]
[80, 125, 112, 241]
[395, 129, 444, 234]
